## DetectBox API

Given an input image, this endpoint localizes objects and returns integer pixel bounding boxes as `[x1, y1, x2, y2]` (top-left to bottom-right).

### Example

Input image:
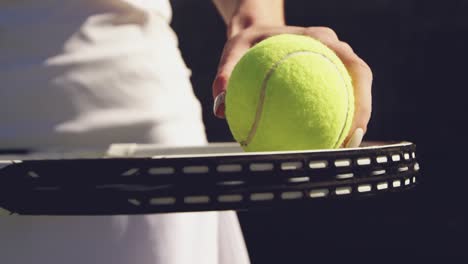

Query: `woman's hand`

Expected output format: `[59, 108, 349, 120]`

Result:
[212, 25, 372, 147]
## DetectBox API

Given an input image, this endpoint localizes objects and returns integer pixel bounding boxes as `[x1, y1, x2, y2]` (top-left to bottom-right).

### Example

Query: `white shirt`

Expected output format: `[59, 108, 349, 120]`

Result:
[0, 1, 250, 263]
[0, 0, 203, 149]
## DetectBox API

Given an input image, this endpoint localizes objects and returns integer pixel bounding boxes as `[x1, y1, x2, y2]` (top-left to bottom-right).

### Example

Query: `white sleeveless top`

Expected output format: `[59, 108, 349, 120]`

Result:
[0, 1, 250, 263]
[0, 0, 205, 149]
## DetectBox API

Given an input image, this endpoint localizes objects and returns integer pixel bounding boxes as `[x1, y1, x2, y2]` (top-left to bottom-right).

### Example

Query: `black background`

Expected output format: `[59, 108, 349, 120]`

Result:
[171, 0, 468, 263]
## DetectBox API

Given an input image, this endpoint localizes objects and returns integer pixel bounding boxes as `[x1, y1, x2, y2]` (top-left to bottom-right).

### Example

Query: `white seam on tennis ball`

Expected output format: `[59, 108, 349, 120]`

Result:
[240, 50, 351, 148]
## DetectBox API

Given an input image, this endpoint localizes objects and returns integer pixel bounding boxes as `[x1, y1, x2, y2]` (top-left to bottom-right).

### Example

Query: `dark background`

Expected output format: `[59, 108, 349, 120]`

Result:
[171, 0, 468, 263]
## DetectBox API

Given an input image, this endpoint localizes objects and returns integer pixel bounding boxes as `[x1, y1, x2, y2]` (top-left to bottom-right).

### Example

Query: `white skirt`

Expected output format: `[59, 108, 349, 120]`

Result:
[0, 1, 250, 263]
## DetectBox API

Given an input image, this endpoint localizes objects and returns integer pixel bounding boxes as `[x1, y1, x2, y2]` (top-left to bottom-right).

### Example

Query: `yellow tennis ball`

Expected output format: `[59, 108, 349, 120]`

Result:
[225, 34, 354, 152]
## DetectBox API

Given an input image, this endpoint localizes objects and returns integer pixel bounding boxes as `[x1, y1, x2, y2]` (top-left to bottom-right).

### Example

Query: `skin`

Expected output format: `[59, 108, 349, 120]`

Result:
[211, 0, 372, 146]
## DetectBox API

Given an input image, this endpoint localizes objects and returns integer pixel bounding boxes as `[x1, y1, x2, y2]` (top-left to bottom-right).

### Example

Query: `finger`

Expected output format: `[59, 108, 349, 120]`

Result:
[212, 37, 252, 119]
[212, 26, 331, 100]
[299, 30, 371, 146]
[344, 56, 373, 143]
[322, 41, 373, 144]
[345, 128, 364, 148]
[212, 36, 251, 99]
[303, 26, 339, 43]
[253, 26, 340, 44]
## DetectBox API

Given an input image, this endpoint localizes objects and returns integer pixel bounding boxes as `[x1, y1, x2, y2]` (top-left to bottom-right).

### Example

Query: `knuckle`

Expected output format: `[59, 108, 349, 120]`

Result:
[214, 73, 229, 87]
[304, 27, 319, 37]
[339, 41, 354, 53]
[312, 26, 338, 40]
[359, 104, 372, 118]
[212, 76, 228, 98]
[355, 97, 372, 120]
[338, 54, 356, 66]
[357, 59, 373, 79]
[319, 26, 338, 37]
[348, 56, 373, 78]
[229, 32, 245, 44]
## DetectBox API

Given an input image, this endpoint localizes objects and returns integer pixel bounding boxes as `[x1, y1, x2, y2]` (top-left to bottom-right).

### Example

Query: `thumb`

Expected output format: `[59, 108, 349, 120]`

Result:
[212, 37, 250, 118]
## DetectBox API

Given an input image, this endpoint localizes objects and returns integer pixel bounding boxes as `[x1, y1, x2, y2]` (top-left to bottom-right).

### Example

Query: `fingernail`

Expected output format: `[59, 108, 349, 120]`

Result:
[213, 91, 226, 118]
[345, 128, 364, 148]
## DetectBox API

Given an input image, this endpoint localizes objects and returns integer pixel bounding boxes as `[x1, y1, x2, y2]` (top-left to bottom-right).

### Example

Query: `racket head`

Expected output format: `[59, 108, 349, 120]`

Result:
[0, 141, 420, 215]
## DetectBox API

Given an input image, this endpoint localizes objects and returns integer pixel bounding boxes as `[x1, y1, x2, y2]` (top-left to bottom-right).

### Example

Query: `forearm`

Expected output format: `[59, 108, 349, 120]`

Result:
[212, 0, 285, 37]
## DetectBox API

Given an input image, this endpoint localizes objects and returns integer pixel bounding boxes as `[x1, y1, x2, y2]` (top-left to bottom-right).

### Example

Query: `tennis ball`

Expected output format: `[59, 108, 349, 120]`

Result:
[225, 34, 354, 152]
